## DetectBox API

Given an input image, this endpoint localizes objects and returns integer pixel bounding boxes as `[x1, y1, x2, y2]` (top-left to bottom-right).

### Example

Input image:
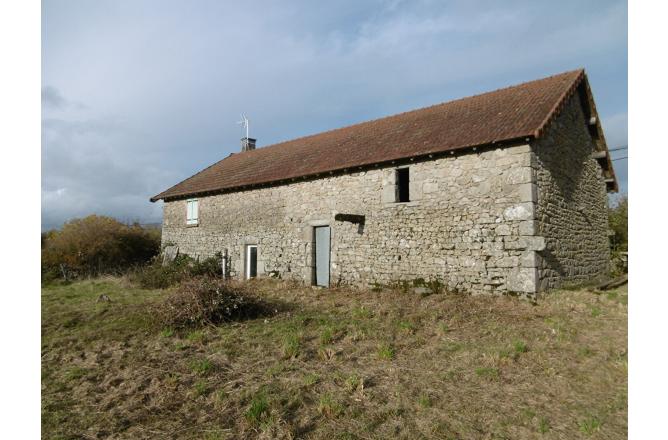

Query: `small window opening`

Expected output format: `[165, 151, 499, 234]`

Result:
[186, 199, 199, 225]
[396, 168, 410, 202]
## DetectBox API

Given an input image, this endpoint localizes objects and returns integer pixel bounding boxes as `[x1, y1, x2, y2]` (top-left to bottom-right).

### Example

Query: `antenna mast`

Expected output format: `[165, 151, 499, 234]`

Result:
[237, 113, 256, 151]
[238, 113, 249, 139]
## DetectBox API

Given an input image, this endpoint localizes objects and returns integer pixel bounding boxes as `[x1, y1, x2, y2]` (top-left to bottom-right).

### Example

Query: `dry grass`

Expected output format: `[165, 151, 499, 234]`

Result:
[42, 277, 627, 439]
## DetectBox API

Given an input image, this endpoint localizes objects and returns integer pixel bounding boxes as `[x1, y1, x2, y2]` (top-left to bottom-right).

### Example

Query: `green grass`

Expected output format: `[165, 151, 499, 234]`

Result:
[245, 393, 269, 426]
[319, 327, 334, 345]
[475, 367, 499, 379]
[189, 358, 214, 376]
[377, 343, 395, 360]
[579, 416, 602, 435]
[418, 394, 432, 408]
[513, 340, 528, 354]
[318, 393, 344, 418]
[282, 333, 301, 359]
[538, 417, 550, 433]
[304, 373, 319, 386]
[193, 379, 208, 396]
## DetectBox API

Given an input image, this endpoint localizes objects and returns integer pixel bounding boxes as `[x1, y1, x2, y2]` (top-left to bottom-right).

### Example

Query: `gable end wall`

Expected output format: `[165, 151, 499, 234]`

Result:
[531, 93, 610, 290]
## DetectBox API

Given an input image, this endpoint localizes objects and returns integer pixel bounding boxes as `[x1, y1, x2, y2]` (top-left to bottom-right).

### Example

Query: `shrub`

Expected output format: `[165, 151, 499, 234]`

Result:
[42, 215, 160, 280]
[130, 253, 223, 289]
[153, 277, 269, 329]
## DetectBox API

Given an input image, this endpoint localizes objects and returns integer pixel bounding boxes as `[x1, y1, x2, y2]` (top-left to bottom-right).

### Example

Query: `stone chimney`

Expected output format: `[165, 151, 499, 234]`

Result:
[241, 137, 256, 152]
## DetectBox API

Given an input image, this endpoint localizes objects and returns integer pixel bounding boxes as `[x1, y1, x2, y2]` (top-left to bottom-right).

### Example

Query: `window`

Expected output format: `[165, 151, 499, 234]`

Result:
[186, 199, 199, 225]
[396, 167, 410, 202]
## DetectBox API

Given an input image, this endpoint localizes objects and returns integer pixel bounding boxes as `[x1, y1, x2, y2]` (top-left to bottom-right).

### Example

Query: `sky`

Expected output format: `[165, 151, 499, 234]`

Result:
[42, 0, 628, 230]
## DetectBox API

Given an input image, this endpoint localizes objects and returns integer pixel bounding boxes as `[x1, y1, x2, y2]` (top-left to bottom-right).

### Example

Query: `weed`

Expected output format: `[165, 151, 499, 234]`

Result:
[475, 367, 499, 379]
[513, 340, 528, 354]
[318, 394, 344, 418]
[320, 327, 334, 345]
[590, 306, 602, 317]
[193, 380, 208, 396]
[304, 373, 319, 386]
[398, 320, 416, 333]
[539, 417, 550, 433]
[215, 389, 227, 403]
[377, 344, 395, 360]
[245, 393, 269, 426]
[352, 306, 372, 320]
[187, 330, 205, 343]
[418, 394, 432, 408]
[344, 374, 362, 393]
[579, 347, 594, 357]
[160, 328, 174, 338]
[579, 416, 602, 435]
[64, 367, 88, 381]
[282, 333, 301, 359]
[189, 358, 214, 376]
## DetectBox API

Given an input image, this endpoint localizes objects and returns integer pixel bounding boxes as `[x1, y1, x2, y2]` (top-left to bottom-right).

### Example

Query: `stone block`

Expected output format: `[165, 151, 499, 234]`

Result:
[495, 224, 511, 236]
[517, 183, 537, 203]
[506, 167, 533, 185]
[519, 251, 539, 268]
[503, 203, 535, 221]
[518, 220, 536, 236]
[507, 268, 538, 293]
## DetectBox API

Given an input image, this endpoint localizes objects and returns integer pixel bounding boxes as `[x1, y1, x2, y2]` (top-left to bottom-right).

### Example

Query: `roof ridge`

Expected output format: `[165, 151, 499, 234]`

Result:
[229, 68, 585, 157]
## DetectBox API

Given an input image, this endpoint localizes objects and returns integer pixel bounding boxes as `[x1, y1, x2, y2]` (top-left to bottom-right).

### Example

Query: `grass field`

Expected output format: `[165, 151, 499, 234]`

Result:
[42, 277, 627, 439]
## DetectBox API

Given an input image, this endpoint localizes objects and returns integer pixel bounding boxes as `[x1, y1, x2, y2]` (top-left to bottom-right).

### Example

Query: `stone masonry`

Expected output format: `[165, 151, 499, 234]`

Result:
[532, 94, 610, 289]
[162, 142, 553, 296]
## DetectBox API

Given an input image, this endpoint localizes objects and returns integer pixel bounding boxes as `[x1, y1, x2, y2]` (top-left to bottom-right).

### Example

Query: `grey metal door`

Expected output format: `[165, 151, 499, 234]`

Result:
[314, 226, 330, 287]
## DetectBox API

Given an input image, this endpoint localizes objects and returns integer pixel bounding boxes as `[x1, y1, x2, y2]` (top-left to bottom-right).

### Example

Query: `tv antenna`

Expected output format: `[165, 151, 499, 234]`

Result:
[237, 113, 249, 139]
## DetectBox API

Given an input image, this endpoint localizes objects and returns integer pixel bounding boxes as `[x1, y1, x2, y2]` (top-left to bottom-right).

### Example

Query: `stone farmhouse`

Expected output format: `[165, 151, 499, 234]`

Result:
[151, 69, 617, 296]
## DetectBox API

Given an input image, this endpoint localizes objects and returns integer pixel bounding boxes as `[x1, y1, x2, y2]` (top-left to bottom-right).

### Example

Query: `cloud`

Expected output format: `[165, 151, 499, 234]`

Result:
[41, 86, 66, 109]
[42, 0, 628, 230]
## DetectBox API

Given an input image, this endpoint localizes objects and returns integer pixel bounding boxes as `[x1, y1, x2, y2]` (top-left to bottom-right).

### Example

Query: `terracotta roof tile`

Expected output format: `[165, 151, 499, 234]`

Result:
[152, 69, 587, 201]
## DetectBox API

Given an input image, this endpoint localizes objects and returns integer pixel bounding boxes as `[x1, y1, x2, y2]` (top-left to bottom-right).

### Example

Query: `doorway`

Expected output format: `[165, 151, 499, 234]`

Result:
[314, 226, 330, 287]
[245, 245, 257, 279]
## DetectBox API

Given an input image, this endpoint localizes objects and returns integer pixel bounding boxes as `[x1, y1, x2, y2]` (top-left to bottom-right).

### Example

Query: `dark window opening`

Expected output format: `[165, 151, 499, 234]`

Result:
[246, 245, 257, 279]
[396, 168, 410, 202]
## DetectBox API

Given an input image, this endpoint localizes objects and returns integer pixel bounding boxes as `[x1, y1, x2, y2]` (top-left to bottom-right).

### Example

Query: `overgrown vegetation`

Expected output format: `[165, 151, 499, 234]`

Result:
[41, 215, 160, 282]
[129, 253, 223, 289]
[153, 276, 271, 329]
[608, 195, 628, 276]
[42, 278, 627, 439]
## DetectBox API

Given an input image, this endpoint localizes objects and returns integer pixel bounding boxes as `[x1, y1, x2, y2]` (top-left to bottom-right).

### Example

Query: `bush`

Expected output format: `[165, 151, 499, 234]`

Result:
[130, 253, 223, 289]
[42, 215, 160, 280]
[608, 196, 628, 252]
[153, 277, 269, 329]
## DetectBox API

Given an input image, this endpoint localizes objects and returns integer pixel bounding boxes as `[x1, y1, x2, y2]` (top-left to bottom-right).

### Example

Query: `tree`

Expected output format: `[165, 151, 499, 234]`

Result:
[608, 195, 628, 252]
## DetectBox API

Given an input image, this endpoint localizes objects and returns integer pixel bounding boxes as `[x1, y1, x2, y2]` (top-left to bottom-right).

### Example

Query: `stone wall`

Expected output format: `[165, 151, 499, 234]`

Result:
[161, 144, 539, 295]
[532, 93, 610, 289]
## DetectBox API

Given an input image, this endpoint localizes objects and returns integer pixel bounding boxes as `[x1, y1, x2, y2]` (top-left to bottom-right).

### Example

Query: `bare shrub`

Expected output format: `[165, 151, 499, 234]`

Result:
[154, 277, 270, 329]
[42, 215, 160, 280]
